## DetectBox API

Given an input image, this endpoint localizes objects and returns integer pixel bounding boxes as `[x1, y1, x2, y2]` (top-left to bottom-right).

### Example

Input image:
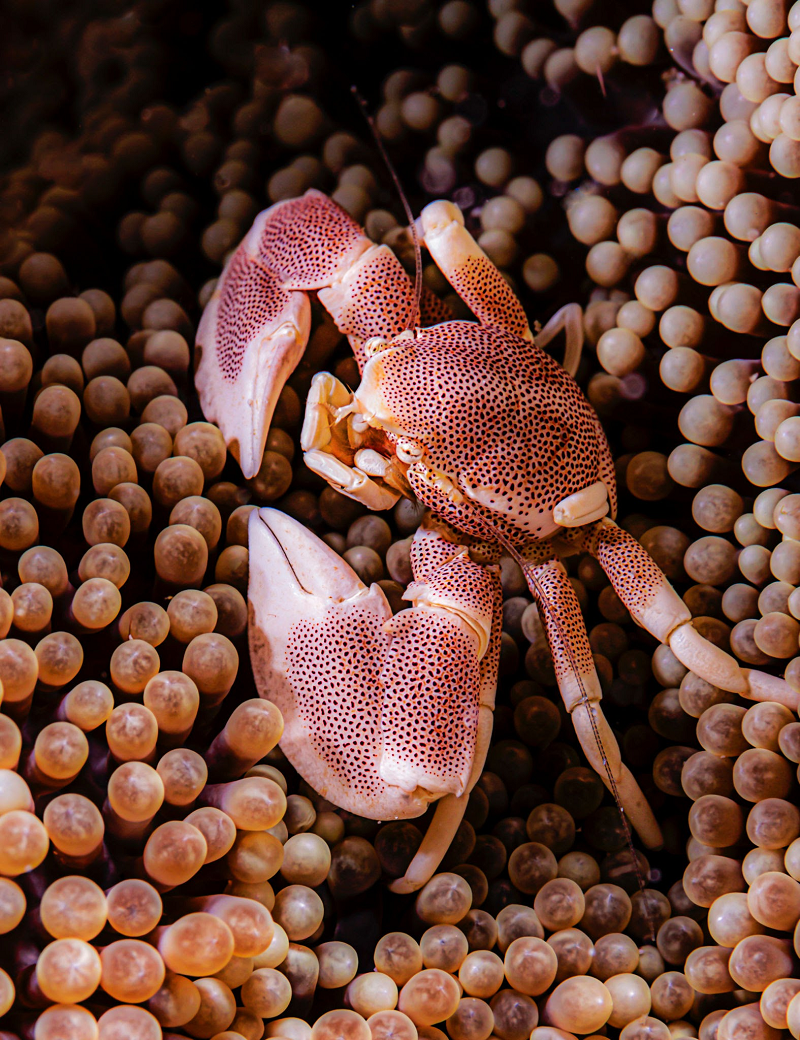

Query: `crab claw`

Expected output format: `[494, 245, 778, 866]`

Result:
[195, 220, 311, 479]
[248, 507, 433, 820]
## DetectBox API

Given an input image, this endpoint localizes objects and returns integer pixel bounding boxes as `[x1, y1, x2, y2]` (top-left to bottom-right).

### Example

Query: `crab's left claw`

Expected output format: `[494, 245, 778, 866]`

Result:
[195, 221, 312, 479]
[249, 508, 502, 890]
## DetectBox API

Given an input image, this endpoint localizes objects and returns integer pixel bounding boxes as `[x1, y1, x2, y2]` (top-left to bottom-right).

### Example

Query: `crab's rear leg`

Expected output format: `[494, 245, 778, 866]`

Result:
[196, 190, 423, 478]
[582, 519, 799, 709]
[535, 303, 585, 377]
[248, 509, 501, 890]
[528, 556, 663, 850]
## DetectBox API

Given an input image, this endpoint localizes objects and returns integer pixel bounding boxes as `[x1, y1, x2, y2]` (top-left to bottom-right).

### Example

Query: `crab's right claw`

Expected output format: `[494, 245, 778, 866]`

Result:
[249, 509, 503, 890]
[195, 217, 311, 479]
[248, 507, 432, 821]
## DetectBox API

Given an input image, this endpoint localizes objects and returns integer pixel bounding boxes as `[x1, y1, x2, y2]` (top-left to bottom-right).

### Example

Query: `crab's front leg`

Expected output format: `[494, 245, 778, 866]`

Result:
[418, 201, 584, 373]
[248, 509, 501, 892]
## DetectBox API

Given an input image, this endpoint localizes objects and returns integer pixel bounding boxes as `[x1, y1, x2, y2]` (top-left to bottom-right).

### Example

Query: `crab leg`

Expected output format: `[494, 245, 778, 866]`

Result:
[535, 303, 585, 377]
[419, 200, 533, 340]
[248, 509, 501, 889]
[584, 518, 799, 709]
[527, 556, 663, 850]
[388, 699, 493, 896]
[418, 201, 586, 375]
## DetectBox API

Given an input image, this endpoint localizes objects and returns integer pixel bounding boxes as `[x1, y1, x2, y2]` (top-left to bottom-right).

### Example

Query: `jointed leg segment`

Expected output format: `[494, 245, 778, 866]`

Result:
[535, 302, 585, 377]
[526, 556, 663, 850]
[419, 201, 533, 341]
[583, 518, 799, 709]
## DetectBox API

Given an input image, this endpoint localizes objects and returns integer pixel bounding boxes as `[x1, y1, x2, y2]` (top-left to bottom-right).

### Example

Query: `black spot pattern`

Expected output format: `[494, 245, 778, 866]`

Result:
[530, 558, 597, 691]
[594, 414, 619, 518]
[588, 520, 671, 621]
[380, 322, 604, 544]
[211, 190, 369, 383]
[421, 554, 497, 624]
[410, 524, 465, 579]
[287, 607, 388, 799]
[420, 287, 453, 328]
[380, 610, 479, 790]
[215, 247, 290, 380]
[258, 189, 367, 287]
[449, 255, 529, 338]
[283, 526, 502, 805]
[336, 246, 417, 364]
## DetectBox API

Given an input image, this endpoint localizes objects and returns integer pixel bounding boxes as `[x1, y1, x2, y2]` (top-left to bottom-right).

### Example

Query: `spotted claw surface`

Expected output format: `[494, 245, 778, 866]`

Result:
[248, 507, 432, 821]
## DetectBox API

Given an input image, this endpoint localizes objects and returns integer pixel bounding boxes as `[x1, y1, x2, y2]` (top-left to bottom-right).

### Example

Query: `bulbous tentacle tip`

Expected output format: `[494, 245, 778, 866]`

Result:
[387, 875, 425, 895]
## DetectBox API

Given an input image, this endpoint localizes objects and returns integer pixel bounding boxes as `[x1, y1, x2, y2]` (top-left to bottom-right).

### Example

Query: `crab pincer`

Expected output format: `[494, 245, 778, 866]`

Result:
[248, 508, 501, 892]
[195, 189, 446, 479]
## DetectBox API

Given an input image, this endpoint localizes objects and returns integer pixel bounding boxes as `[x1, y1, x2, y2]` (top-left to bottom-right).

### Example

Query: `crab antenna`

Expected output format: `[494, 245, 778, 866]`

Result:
[351, 86, 422, 332]
[465, 506, 657, 941]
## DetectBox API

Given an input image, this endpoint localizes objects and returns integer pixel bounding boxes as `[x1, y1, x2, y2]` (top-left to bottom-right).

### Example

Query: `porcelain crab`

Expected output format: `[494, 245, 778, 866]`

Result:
[195, 189, 797, 892]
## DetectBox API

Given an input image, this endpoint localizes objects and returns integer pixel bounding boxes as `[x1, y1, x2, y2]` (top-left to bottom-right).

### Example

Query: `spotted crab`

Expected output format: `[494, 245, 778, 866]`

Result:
[195, 189, 797, 892]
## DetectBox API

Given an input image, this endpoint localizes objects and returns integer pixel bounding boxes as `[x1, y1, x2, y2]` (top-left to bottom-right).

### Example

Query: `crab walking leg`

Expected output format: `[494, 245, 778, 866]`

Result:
[585, 519, 800, 709]
[378, 527, 502, 796]
[528, 557, 663, 850]
[196, 189, 423, 477]
[534, 303, 585, 377]
[418, 201, 533, 340]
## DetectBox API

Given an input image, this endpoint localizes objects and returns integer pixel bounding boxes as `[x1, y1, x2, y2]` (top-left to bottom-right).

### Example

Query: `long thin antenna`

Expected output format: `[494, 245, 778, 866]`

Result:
[467, 506, 656, 941]
[352, 86, 423, 332]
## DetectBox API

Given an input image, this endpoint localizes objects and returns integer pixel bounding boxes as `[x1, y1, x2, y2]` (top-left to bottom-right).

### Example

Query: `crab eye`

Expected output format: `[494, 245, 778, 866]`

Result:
[396, 439, 424, 464]
[363, 336, 387, 356]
